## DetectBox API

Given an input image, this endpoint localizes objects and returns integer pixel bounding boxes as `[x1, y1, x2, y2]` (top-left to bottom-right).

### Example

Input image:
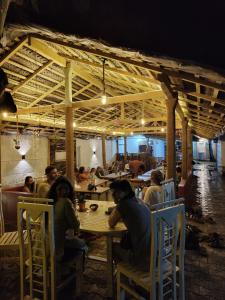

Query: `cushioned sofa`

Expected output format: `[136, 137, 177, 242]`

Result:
[2, 185, 32, 231]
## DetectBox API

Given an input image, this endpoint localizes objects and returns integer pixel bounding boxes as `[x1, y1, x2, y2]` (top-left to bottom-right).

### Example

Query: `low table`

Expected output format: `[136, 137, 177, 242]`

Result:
[75, 185, 110, 200]
[102, 172, 130, 181]
[77, 200, 126, 297]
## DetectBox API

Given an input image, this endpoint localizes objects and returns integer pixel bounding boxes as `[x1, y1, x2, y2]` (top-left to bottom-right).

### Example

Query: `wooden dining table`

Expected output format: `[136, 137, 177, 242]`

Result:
[77, 200, 126, 297]
[75, 185, 110, 200]
[102, 171, 130, 181]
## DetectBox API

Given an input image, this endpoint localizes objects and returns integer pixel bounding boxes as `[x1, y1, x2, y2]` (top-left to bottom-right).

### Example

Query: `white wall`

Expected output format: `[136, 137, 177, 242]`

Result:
[1, 135, 48, 186]
[76, 138, 116, 169]
[217, 140, 225, 171]
[118, 135, 165, 158]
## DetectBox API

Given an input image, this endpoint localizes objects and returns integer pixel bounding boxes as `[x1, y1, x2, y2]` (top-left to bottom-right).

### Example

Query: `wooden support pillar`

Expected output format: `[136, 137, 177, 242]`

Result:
[0, 0, 10, 37]
[187, 127, 193, 172]
[166, 97, 177, 180]
[102, 134, 106, 168]
[65, 107, 74, 182]
[116, 137, 119, 160]
[181, 118, 188, 179]
[65, 61, 74, 182]
[124, 136, 127, 161]
[74, 135, 77, 170]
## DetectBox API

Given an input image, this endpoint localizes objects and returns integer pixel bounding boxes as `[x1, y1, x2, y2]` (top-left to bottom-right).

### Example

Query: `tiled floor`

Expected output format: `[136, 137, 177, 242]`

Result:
[1, 162, 225, 299]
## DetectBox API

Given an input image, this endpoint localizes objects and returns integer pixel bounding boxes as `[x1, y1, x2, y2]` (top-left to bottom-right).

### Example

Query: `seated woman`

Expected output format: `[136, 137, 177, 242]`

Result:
[95, 166, 104, 178]
[78, 166, 89, 182]
[47, 176, 87, 265]
[89, 167, 96, 180]
[22, 176, 34, 193]
[143, 170, 164, 208]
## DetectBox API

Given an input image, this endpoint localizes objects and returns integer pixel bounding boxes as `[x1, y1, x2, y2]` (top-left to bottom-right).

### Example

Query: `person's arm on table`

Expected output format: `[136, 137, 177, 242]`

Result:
[108, 207, 121, 228]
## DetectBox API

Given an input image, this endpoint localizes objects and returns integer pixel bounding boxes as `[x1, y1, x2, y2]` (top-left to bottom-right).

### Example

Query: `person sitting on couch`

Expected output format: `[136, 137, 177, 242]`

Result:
[22, 176, 34, 193]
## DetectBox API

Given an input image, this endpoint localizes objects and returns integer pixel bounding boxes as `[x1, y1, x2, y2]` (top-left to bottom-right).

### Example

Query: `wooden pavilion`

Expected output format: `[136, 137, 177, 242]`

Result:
[0, 25, 225, 183]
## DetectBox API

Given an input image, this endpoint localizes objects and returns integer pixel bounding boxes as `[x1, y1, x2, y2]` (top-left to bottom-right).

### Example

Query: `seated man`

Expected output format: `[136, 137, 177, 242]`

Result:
[109, 180, 150, 271]
[37, 165, 58, 198]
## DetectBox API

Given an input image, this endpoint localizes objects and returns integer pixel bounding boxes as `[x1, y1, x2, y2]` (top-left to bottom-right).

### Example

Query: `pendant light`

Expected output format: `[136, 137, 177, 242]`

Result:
[14, 114, 20, 150]
[101, 58, 107, 105]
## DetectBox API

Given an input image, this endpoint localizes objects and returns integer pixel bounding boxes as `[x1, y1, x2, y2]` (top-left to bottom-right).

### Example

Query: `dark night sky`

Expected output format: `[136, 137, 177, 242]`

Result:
[6, 0, 225, 71]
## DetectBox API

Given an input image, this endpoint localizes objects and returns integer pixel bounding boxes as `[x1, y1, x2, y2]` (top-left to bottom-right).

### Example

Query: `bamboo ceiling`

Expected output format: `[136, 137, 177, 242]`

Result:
[0, 25, 225, 139]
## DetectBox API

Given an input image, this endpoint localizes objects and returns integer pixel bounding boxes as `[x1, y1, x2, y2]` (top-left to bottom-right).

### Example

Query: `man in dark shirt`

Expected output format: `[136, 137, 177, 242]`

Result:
[0, 68, 17, 113]
[108, 180, 150, 271]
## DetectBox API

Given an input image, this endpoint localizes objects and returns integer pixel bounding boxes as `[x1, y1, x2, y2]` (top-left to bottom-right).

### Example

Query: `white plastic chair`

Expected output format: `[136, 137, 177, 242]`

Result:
[161, 178, 175, 202]
[116, 204, 185, 300]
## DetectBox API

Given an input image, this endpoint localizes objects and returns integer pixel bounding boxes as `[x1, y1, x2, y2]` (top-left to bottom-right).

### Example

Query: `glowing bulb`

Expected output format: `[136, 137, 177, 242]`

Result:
[161, 127, 165, 132]
[130, 131, 134, 135]
[101, 94, 107, 105]
[73, 122, 76, 127]
[141, 118, 145, 125]
[2, 112, 8, 118]
[113, 131, 116, 135]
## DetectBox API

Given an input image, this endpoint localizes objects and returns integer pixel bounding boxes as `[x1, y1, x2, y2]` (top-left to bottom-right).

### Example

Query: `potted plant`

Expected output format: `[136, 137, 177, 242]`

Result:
[77, 194, 86, 212]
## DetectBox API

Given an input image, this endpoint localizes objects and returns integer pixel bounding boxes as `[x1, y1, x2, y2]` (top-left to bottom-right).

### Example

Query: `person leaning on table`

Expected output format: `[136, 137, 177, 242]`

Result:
[108, 179, 150, 271]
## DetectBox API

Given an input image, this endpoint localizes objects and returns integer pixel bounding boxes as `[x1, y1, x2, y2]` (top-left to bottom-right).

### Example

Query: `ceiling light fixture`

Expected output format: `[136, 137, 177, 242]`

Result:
[2, 111, 7, 118]
[130, 131, 134, 136]
[161, 127, 165, 132]
[73, 121, 76, 128]
[101, 58, 107, 105]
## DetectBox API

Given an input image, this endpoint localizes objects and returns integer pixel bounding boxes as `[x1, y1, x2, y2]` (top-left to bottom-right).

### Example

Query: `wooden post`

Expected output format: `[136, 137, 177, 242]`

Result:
[102, 134, 106, 168]
[65, 107, 74, 182]
[116, 137, 119, 160]
[187, 127, 193, 172]
[124, 136, 127, 161]
[74, 135, 77, 170]
[0, 0, 10, 37]
[65, 61, 74, 182]
[165, 97, 177, 180]
[181, 118, 188, 179]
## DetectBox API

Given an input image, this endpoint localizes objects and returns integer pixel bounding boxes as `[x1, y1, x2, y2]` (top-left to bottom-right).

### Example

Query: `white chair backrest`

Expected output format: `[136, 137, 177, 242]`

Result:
[151, 197, 184, 211]
[0, 184, 4, 236]
[161, 178, 175, 202]
[18, 196, 53, 204]
[150, 204, 185, 300]
[17, 201, 55, 300]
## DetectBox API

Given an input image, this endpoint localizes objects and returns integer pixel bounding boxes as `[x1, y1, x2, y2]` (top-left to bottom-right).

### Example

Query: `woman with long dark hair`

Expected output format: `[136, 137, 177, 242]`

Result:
[22, 176, 34, 193]
[47, 176, 87, 263]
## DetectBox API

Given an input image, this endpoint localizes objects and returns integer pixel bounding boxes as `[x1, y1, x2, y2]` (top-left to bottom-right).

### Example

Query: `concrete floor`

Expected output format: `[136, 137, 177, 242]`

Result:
[1, 162, 225, 299]
[185, 162, 225, 300]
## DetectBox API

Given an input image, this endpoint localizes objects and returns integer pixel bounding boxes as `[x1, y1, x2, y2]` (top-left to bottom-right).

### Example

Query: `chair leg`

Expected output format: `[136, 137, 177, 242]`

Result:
[75, 259, 83, 297]
[117, 270, 125, 300]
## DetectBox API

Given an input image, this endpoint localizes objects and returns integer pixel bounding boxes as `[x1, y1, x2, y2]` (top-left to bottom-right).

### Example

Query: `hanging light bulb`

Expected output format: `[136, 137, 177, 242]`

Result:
[141, 118, 145, 125]
[130, 131, 134, 136]
[101, 94, 107, 105]
[101, 58, 107, 105]
[161, 127, 165, 132]
[2, 111, 7, 118]
[73, 121, 77, 128]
